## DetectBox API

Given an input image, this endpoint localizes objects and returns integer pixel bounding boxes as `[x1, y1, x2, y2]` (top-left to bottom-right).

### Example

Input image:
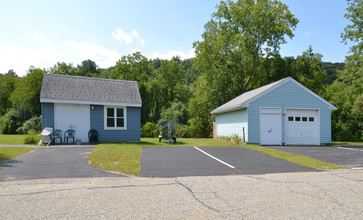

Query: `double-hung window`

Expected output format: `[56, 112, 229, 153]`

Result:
[104, 106, 126, 129]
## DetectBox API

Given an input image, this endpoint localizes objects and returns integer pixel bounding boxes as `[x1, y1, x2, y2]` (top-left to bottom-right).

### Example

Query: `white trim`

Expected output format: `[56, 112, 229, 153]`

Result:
[104, 106, 127, 130]
[285, 108, 320, 145]
[259, 107, 282, 146]
[40, 98, 141, 107]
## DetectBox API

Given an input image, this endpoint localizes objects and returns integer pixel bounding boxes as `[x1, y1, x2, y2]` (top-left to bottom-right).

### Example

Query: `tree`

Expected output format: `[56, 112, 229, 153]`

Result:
[49, 62, 77, 75]
[10, 67, 44, 117]
[110, 52, 152, 83]
[291, 46, 326, 95]
[0, 70, 17, 115]
[77, 59, 99, 77]
[193, 0, 298, 108]
[327, 0, 363, 141]
[110, 52, 153, 123]
[160, 102, 189, 125]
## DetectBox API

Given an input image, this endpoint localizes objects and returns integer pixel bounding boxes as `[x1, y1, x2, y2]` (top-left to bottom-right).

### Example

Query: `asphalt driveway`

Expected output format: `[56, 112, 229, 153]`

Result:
[266, 145, 363, 168]
[0, 145, 123, 181]
[141, 147, 315, 177]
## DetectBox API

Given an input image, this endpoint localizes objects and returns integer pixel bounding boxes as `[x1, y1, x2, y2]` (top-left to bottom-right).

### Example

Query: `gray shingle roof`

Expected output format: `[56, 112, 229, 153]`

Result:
[40, 74, 142, 105]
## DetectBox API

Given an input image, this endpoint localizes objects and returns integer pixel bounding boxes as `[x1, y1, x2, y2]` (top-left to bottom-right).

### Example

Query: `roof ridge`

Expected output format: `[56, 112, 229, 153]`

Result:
[45, 73, 138, 84]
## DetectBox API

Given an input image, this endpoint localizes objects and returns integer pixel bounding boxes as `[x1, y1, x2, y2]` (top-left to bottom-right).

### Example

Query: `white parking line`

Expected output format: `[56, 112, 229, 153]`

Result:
[337, 147, 363, 152]
[193, 147, 235, 169]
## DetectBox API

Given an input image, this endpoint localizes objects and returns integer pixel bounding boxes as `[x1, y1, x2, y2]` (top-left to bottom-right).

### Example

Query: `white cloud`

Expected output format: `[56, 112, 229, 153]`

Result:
[149, 49, 195, 60]
[0, 41, 121, 76]
[28, 34, 44, 42]
[132, 30, 139, 38]
[112, 28, 144, 47]
[112, 28, 133, 44]
[0, 44, 64, 76]
[64, 41, 120, 68]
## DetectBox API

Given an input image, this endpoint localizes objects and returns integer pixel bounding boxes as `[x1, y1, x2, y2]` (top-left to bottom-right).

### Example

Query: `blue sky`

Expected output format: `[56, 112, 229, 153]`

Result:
[0, 0, 351, 76]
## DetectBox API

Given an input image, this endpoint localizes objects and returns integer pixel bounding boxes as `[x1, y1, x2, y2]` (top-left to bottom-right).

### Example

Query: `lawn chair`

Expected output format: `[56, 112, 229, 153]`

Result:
[64, 129, 76, 144]
[51, 129, 63, 144]
[88, 129, 98, 143]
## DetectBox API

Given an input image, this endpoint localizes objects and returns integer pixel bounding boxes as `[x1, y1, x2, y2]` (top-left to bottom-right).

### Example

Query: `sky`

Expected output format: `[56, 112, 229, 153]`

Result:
[0, 0, 352, 77]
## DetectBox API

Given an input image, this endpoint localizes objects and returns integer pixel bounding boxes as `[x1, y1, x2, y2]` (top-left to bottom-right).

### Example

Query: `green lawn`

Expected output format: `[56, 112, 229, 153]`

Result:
[88, 138, 347, 176]
[0, 147, 36, 163]
[330, 141, 363, 146]
[0, 134, 40, 145]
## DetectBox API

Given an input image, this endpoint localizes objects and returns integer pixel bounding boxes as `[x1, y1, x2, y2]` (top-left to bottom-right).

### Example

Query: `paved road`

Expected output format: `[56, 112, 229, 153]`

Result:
[1, 170, 362, 219]
[267, 145, 363, 168]
[141, 147, 315, 177]
[0, 146, 123, 181]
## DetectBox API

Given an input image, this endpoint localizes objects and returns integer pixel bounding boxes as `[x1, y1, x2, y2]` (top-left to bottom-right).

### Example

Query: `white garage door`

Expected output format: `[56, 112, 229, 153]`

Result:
[54, 104, 90, 143]
[260, 108, 281, 145]
[286, 109, 319, 145]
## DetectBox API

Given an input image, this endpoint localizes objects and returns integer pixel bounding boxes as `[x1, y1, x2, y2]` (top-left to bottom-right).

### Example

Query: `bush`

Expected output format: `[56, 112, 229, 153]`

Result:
[141, 122, 159, 137]
[23, 135, 38, 144]
[188, 117, 212, 138]
[17, 116, 41, 134]
[176, 124, 190, 138]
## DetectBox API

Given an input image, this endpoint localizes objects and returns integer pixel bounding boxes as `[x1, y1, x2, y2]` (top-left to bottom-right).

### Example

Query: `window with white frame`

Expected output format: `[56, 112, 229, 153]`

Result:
[104, 106, 126, 129]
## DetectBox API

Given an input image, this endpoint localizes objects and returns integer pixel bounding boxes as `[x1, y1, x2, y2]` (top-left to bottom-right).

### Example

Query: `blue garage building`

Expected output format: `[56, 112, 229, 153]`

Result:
[212, 77, 337, 145]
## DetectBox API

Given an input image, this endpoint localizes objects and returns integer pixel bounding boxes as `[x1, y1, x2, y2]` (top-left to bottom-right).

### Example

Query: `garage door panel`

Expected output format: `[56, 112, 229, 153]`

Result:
[54, 104, 90, 143]
[286, 109, 319, 145]
[260, 108, 281, 145]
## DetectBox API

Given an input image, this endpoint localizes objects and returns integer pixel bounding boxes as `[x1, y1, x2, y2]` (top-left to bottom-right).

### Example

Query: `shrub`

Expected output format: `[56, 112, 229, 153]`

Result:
[176, 124, 190, 138]
[17, 116, 41, 134]
[23, 135, 38, 144]
[188, 117, 212, 138]
[141, 122, 159, 137]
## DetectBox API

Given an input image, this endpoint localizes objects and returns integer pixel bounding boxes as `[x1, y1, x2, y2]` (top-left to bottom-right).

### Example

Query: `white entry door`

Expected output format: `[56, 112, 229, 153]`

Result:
[286, 109, 319, 145]
[260, 108, 282, 145]
[54, 104, 90, 143]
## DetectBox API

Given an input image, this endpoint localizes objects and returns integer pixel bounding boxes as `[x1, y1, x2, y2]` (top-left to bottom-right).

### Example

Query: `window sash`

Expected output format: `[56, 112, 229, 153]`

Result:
[105, 107, 126, 129]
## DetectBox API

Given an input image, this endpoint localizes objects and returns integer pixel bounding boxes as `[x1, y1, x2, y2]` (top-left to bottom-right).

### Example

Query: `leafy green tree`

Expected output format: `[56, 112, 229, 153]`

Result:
[160, 102, 189, 125]
[193, 0, 298, 109]
[110, 52, 152, 83]
[77, 59, 99, 77]
[0, 70, 18, 115]
[110, 52, 153, 123]
[49, 62, 77, 75]
[291, 46, 327, 95]
[327, 0, 363, 141]
[10, 67, 44, 117]
[321, 62, 345, 85]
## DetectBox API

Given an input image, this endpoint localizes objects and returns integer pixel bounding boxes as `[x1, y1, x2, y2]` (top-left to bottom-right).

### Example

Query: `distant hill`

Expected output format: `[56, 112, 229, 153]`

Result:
[322, 62, 345, 85]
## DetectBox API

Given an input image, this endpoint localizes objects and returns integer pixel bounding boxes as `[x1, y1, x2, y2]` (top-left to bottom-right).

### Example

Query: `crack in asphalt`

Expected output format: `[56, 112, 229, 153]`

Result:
[175, 178, 220, 213]
[0, 183, 177, 197]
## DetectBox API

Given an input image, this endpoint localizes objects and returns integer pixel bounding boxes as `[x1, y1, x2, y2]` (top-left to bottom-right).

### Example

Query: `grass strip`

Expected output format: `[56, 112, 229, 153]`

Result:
[241, 144, 347, 170]
[88, 143, 142, 176]
[329, 141, 363, 146]
[0, 134, 40, 145]
[0, 147, 35, 163]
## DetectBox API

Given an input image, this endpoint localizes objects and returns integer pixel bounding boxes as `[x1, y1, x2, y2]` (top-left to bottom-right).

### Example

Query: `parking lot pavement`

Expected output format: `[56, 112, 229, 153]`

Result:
[0, 146, 123, 181]
[266, 145, 363, 168]
[140, 147, 315, 177]
[2, 170, 362, 219]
